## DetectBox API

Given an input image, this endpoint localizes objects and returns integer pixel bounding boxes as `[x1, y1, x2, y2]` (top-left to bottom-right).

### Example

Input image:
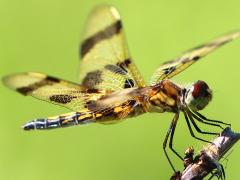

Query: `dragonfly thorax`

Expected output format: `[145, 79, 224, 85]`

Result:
[149, 80, 182, 113]
[184, 80, 212, 111]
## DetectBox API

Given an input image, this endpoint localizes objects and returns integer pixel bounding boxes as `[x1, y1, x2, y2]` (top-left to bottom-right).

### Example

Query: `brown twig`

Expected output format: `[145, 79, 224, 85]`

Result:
[171, 127, 240, 179]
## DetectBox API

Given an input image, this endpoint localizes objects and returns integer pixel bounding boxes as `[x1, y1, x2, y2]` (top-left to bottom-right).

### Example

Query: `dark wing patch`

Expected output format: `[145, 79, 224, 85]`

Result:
[124, 79, 135, 88]
[17, 87, 34, 95]
[163, 66, 176, 75]
[81, 20, 122, 58]
[81, 70, 103, 88]
[104, 64, 127, 75]
[45, 76, 61, 83]
[16, 76, 60, 95]
[49, 94, 77, 104]
[117, 58, 131, 68]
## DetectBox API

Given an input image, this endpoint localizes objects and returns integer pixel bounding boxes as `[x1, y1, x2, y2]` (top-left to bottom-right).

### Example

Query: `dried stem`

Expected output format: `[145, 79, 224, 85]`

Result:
[171, 127, 240, 179]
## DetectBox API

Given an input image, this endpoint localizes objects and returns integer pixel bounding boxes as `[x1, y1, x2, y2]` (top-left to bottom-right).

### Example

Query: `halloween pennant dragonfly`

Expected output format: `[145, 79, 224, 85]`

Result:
[3, 5, 239, 171]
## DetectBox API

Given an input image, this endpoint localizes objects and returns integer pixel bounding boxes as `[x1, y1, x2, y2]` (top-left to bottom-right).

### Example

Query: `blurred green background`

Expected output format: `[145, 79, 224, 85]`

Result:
[1, 0, 240, 179]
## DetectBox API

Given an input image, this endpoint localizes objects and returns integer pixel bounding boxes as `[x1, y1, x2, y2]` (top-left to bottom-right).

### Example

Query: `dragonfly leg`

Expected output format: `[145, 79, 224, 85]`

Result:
[163, 122, 175, 172]
[187, 111, 219, 135]
[186, 108, 224, 130]
[193, 110, 231, 128]
[163, 112, 182, 172]
[192, 113, 224, 130]
[183, 111, 213, 144]
[169, 114, 184, 161]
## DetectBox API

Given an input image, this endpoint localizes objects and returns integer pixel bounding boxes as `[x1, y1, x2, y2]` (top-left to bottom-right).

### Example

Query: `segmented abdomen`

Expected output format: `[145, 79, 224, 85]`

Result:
[22, 99, 146, 130]
[22, 111, 94, 130]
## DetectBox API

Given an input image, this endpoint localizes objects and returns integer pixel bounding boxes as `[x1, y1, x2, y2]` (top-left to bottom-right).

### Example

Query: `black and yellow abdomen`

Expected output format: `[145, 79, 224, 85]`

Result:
[22, 99, 145, 130]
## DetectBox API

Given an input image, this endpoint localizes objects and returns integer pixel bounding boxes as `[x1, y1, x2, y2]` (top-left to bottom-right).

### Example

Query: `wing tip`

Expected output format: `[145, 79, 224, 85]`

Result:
[2, 72, 45, 90]
[91, 4, 120, 19]
[230, 30, 240, 39]
[2, 73, 16, 89]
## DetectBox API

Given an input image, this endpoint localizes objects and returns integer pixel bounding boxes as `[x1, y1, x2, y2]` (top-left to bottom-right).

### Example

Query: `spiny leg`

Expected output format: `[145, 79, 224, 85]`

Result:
[183, 111, 213, 144]
[187, 110, 219, 135]
[187, 108, 224, 130]
[193, 110, 231, 127]
[168, 113, 183, 161]
[163, 113, 182, 172]
[163, 119, 175, 172]
[191, 112, 224, 130]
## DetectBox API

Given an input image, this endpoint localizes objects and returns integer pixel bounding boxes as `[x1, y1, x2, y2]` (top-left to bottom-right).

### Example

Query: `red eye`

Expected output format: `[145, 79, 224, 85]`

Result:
[192, 80, 211, 98]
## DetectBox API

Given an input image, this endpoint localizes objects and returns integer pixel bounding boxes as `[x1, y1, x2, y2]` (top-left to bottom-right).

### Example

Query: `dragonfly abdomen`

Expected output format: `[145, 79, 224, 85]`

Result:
[22, 111, 94, 130]
[22, 98, 146, 130]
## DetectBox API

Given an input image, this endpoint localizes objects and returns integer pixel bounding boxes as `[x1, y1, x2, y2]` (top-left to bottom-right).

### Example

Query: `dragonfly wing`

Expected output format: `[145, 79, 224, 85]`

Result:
[3, 72, 108, 111]
[79, 5, 145, 91]
[150, 31, 240, 85]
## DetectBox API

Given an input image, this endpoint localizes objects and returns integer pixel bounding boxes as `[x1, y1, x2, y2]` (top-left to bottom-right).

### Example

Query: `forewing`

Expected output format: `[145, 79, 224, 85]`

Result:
[3, 72, 108, 111]
[79, 5, 145, 91]
[150, 31, 240, 85]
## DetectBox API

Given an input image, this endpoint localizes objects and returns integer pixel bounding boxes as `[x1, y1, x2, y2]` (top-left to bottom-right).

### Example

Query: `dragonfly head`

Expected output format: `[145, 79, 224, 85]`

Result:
[184, 80, 212, 111]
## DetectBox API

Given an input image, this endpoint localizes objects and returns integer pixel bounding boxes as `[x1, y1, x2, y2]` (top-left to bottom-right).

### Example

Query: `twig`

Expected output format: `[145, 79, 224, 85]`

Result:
[171, 127, 240, 179]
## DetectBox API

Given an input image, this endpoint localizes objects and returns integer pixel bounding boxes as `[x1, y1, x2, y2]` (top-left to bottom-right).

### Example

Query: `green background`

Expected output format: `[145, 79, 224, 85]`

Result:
[1, 0, 240, 179]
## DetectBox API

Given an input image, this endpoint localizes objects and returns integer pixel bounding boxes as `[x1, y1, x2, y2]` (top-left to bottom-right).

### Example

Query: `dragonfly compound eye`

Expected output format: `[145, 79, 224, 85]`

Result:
[185, 80, 212, 111]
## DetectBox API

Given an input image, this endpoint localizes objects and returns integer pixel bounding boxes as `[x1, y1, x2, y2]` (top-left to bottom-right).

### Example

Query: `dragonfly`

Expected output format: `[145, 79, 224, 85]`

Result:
[3, 5, 239, 172]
